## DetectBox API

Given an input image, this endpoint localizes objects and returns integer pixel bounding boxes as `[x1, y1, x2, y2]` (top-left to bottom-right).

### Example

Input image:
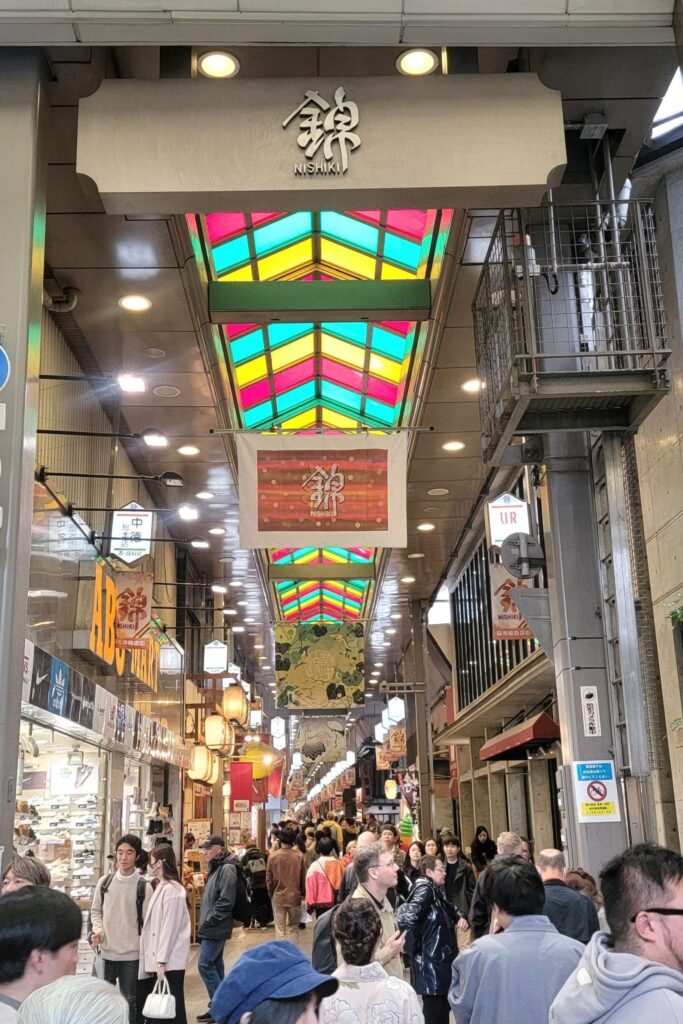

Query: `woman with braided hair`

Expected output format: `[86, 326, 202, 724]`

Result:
[319, 898, 424, 1024]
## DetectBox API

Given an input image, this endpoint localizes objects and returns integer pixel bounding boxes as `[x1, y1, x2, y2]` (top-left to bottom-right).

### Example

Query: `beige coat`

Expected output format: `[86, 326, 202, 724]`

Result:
[138, 880, 191, 976]
[349, 884, 403, 980]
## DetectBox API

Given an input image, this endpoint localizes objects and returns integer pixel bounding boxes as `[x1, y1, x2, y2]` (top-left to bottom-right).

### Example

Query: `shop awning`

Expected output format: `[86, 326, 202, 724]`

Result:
[479, 711, 560, 762]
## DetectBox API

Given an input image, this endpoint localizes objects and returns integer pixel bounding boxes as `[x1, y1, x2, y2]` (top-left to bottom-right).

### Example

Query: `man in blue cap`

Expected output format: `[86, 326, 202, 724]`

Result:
[211, 941, 338, 1024]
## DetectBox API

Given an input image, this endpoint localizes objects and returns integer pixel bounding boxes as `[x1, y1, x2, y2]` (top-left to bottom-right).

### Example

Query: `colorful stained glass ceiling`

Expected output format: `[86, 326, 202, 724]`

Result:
[192, 206, 453, 621]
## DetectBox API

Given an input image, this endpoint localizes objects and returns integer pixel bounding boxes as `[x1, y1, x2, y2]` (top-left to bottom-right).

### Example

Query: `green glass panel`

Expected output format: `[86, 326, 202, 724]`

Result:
[253, 212, 313, 257]
[243, 398, 274, 428]
[363, 396, 395, 424]
[275, 380, 316, 414]
[230, 328, 265, 364]
[213, 234, 250, 274]
[268, 323, 314, 349]
[383, 232, 421, 271]
[321, 381, 361, 412]
[322, 322, 368, 346]
[321, 211, 379, 257]
[370, 326, 411, 361]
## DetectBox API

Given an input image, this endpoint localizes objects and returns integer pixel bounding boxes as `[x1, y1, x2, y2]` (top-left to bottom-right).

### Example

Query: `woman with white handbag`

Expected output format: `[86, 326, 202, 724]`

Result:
[138, 846, 191, 1024]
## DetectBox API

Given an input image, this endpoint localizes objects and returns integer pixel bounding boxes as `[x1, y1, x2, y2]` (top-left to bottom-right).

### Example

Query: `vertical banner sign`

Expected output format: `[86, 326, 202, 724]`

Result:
[376, 744, 391, 771]
[110, 502, 154, 565]
[485, 492, 531, 549]
[573, 761, 621, 823]
[230, 762, 254, 813]
[114, 572, 154, 649]
[389, 724, 407, 759]
[274, 622, 364, 710]
[236, 433, 408, 548]
[489, 563, 534, 641]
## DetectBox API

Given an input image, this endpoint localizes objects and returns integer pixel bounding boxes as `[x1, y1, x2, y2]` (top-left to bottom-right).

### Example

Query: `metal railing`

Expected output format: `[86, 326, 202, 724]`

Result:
[473, 200, 669, 451]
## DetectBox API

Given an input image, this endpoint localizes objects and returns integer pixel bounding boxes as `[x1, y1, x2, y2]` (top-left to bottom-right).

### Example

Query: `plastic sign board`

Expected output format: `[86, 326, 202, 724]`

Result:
[485, 492, 531, 549]
[573, 760, 621, 823]
[110, 501, 154, 564]
[580, 686, 602, 738]
[203, 640, 228, 675]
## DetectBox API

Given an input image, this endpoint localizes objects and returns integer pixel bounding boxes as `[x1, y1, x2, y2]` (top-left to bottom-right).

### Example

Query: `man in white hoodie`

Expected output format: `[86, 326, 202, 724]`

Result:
[551, 843, 683, 1024]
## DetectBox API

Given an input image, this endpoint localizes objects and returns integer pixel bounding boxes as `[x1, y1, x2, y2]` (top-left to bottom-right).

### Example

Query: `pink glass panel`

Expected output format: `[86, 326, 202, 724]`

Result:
[273, 358, 316, 394]
[366, 376, 398, 405]
[271, 548, 294, 561]
[380, 321, 411, 334]
[205, 212, 246, 244]
[251, 212, 281, 226]
[351, 210, 381, 224]
[321, 357, 363, 392]
[224, 323, 259, 339]
[386, 209, 429, 240]
[239, 377, 272, 410]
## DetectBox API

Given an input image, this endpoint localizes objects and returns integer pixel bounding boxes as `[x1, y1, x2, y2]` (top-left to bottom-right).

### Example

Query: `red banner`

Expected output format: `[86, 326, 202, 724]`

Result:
[268, 760, 284, 799]
[229, 762, 253, 812]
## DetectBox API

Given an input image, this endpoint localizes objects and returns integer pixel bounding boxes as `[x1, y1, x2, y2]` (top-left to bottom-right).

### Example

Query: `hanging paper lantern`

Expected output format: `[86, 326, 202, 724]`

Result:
[188, 744, 211, 782]
[384, 779, 398, 800]
[240, 740, 278, 779]
[205, 714, 226, 750]
[223, 685, 249, 728]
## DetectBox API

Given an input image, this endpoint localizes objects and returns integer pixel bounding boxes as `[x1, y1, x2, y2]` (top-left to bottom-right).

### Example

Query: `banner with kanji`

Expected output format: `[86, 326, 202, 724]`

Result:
[294, 717, 346, 769]
[489, 563, 533, 641]
[274, 622, 364, 710]
[236, 433, 407, 548]
[114, 571, 154, 649]
[389, 724, 407, 759]
[229, 762, 253, 812]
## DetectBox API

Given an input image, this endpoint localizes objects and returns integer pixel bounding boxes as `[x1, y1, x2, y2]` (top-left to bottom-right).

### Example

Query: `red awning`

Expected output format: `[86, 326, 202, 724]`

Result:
[479, 711, 560, 762]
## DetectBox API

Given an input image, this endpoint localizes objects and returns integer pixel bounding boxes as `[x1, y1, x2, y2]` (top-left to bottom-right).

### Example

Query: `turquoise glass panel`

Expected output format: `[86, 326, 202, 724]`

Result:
[363, 396, 395, 425]
[230, 328, 265, 364]
[322, 322, 367, 346]
[321, 381, 361, 412]
[275, 380, 316, 414]
[268, 323, 314, 348]
[242, 398, 273, 427]
[253, 212, 313, 257]
[213, 234, 251, 274]
[383, 232, 421, 271]
[370, 325, 410, 361]
[321, 211, 379, 256]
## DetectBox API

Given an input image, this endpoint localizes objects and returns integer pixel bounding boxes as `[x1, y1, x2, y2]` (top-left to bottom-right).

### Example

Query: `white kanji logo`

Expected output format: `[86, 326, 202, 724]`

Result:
[283, 87, 360, 172]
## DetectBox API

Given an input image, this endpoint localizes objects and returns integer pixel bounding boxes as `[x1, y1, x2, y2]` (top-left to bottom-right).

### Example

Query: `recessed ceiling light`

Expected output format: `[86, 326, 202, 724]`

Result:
[396, 48, 439, 76]
[209, 527, 226, 536]
[144, 347, 166, 359]
[374, 662, 383, 667]
[254, 644, 264, 650]
[408, 552, 425, 559]
[229, 580, 244, 587]
[177, 445, 199, 456]
[232, 625, 245, 633]
[141, 428, 168, 447]
[198, 50, 240, 79]
[461, 378, 485, 393]
[401, 576, 416, 584]
[237, 600, 248, 607]
[383, 641, 392, 647]
[371, 671, 380, 677]
[442, 440, 465, 452]
[219, 556, 232, 563]
[424, 506, 441, 514]
[262, 664, 271, 670]
[417, 522, 435, 532]
[118, 294, 152, 312]
[153, 384, 181, 398]
[244, 617, 255, 623]
[196, 491, 215, 500]
[190, 537, 209, 549]
[386, 628, 397, 635]
[223, 608, 237, 616]
[427, 488, 450, 497]
[390, 613, 402, 620]
[211, 584, 227, 594]
[118, 373, 146, 393]
[178, 504, 198, 521]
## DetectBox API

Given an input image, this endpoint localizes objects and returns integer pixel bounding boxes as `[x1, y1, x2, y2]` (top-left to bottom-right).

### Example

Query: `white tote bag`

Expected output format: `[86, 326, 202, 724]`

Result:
[142, 977, 176, 1020]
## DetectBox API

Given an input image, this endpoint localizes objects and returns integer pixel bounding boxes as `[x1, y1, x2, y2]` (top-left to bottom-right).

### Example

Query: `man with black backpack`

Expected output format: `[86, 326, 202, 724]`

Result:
[197, 836, 239, 1024]
[242, 839, 271, 928]
[90, 833, 150, 1024]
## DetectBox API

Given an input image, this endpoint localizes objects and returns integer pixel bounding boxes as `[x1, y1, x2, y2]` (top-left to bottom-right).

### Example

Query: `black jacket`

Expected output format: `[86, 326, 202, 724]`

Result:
[467, 868, 491, 938]
[395, 877, 459, 995]
[198, 851, 237, 941]
[444, 856, 476, 917]
[311, 905, 338, 974]
[470, 831, 497, 872]
[543, 879, 600, 944]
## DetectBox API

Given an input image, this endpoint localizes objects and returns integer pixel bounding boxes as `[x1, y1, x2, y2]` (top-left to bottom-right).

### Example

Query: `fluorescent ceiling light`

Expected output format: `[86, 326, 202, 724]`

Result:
[408, 552, 425, 559]
[196, 491, 215, 500]
[198, 50, 240, 79]
[118, 294, 152, 312]
[400, 576, 416, 584]
[118, 374, 146, 393]
[209, 527, 226, 535]
[442, 440, 465, 452]
[232, 625, 245, 633]
[396, 49, 438, 77]
[417, 522, 435, 532]
[390, 613, 402, 620]
[177, 445, 199, 456]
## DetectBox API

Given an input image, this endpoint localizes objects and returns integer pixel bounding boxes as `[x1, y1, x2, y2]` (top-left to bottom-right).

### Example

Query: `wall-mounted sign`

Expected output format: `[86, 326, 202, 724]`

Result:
[580, 686, 602, 738]
[573, 760, 621, 823]
[203, 640, 229, 676]
[114, 571, 153, 650]
[88, 561, 161, 691]
[110, 502, 154, 565]
[489, 563, 533, 641]
[282, 85, 360, 177]
[485, 492, 531, 549]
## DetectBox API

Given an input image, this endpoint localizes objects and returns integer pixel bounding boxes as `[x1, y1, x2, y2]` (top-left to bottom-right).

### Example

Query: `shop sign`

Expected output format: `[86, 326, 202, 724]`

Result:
[203, 640, 228, 675]
[389, 724, 407, 759]
[22, 640, 34, 703]
[580, 686, 602, 738]
[114, 571, 153, 649]
[486, 492, 531, 550]
[573, 760, 621, 823]
[376, 743, 391, 771]
[88, 561, 160, 691]
[110, 502, 154, 565]
[283, 86, 360, 176]
[489, 563, 533, 641]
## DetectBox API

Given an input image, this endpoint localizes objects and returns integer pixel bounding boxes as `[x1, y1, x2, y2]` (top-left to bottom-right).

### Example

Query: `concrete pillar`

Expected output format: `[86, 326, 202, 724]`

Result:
[528, 759, 555, 852]
[408, 601, 434, 839]
[473, 775, 490, 832]
[506, 771, 528, 838]
[543, 433, 629, 875]
[459, 779, 475, 849]
[0, 50, 46, 865]
[488, 770, 508, 837]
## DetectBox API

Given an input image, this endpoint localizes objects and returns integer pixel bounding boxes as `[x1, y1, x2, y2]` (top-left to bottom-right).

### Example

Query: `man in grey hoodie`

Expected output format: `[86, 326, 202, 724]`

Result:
[550, 843, 683, 1024]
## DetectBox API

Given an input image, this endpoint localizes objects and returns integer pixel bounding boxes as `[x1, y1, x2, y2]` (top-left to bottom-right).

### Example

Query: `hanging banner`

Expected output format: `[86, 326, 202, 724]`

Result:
[274, 622, 364, 710]
[376, 743, 391, 771]
[489, 562, 534, 641]
[268, 761, 284, 799]
[203, 640, 229, 675]
[294, 717, 347, 769]
[236, 433, 408, 549]
[230, 762, 253, 812]
[110, 501, 154, 565]
[114, 571, 154, 649]
[389, 724, 407, 759]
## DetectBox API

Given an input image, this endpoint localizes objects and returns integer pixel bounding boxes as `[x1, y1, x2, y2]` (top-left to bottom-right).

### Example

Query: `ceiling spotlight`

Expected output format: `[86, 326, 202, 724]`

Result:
[442, 440, 465, 452]
[190, 537, 209, 549]
[118, 294, 152, 312]
[428, 487, 450, 497]
[461, 378, 485, 393]
[198, 50, 240, 79]
[396, 48, 439, 76]
[229, 580, 244, 587]
[417, 522, 435, 532]
[223, 609, 237, 616]
[196, 491, 215, 500]
[178, 504, 198, 521]
[212, 584, 227, 594]
[262, 664, 271, 670]
[141, 428, 168, 447]
[371, 671, 380, 677]
[401, 576, 416, 584]
[386, 628, 397, 635]
[117, 373, 146, 393]
[209, 527, 226, 535]
[374, 662, 383, 667]
[177, 445, 199, 456]
[244, 617, 255, 623]
[383, 641, 392, 647]
[254, 644, 264, 650]
[237, 600, 248, 607]
[408, 552, 425, 559]
[390, 613, 402, 620]
[232, 625, 245, 633]
[159, 472, 184, 488]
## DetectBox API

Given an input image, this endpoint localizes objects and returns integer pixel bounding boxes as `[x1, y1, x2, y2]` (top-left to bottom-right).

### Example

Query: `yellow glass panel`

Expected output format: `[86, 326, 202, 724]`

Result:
[320, 238, 376, 279]
[219, 264, 254, 282]
[235, 354, 268, 388]
[271, 335, 315, 373]
[280, 410, 317, 431]
[380, 262, 414, 281]
[322, 409, 358, 430]
[320, 334, 365, 370]
[258, 239, 313, 281]
[368, 353, 402, 384]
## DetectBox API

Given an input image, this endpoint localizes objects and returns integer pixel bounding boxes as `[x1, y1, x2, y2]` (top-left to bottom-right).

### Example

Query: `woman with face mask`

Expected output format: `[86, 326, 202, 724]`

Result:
[138, 846, 191, 1024]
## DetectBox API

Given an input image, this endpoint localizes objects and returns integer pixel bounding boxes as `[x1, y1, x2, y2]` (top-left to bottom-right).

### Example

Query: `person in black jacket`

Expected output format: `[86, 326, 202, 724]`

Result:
[396, 854, 469, 1024]
[197, 837, 237, 1023]
[468, 831, 523, 938]
[441, 835, 476, 919]
[537, 848, 600, 944]
[404, 841, 426, 887]
[470, 825, 497, 874]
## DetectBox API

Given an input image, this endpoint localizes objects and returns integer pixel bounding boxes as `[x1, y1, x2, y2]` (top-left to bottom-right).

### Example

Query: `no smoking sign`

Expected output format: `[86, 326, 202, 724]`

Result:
[573, 760, 621, 823]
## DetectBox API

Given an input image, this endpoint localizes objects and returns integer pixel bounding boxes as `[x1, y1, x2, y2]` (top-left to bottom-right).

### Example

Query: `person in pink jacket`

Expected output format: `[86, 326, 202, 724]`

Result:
[138, 846, 191, 1024]
[306, 837, 344, 917]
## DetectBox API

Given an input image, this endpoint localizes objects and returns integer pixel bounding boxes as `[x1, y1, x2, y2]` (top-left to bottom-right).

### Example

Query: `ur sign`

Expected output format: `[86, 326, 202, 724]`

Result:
[485, 492, 531, 549]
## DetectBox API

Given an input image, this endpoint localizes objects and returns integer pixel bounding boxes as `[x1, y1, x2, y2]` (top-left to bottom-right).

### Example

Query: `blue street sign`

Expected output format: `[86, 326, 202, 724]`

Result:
[0, 348, 10, 391]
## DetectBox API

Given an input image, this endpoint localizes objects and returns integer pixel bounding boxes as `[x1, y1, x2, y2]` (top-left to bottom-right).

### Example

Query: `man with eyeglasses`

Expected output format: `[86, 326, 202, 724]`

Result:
[551, 843, 683, 1023]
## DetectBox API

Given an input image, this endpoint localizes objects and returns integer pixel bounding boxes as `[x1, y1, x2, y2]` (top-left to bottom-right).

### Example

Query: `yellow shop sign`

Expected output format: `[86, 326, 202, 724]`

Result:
[88, 561, 160, 692]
